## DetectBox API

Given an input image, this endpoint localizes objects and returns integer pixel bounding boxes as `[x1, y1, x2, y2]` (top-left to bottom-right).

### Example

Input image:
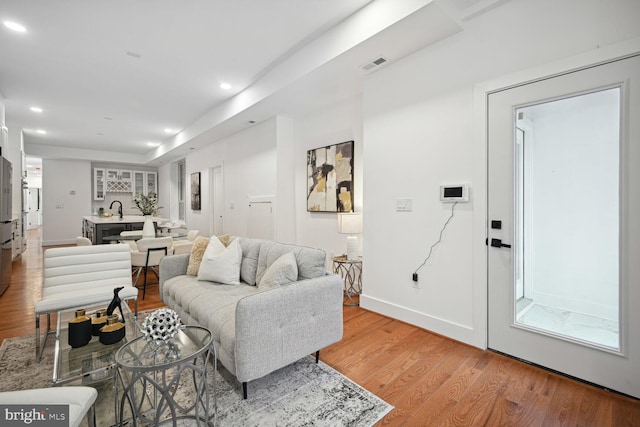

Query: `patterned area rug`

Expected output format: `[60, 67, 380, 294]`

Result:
[0, 333, 392, 426]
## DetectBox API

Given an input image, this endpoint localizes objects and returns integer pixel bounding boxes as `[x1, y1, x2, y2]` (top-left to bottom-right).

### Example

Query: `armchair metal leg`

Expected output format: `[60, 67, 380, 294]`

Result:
[316, 350, 320, 363]
[35, 313, 51, 362]
[242, 382, 248, 400]
[87, 404, 96, 427]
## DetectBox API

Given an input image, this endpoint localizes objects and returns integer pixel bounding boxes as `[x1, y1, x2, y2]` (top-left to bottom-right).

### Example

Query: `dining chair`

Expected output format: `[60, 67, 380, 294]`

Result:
[131, 237, 174, 299]
[75, 236, 93, 246]
[173, 229, 200, 254]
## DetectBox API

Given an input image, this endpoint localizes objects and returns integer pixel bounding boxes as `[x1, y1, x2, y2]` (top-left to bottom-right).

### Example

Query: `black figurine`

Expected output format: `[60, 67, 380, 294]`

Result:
[106, 286, 125, 323]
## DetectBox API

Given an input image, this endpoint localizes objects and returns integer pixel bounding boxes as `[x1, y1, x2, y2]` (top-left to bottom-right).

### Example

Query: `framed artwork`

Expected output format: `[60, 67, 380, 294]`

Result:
[307, 140, 354, 212]
[191, 172, 201, 211]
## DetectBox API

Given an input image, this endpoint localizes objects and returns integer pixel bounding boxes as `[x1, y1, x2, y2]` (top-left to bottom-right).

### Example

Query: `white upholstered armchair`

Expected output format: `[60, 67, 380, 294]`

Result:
[36, 244, 138, 361]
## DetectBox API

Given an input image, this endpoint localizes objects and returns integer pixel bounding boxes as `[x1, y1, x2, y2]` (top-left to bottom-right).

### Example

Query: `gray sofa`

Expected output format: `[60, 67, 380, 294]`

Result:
[159, 237, 344, 398]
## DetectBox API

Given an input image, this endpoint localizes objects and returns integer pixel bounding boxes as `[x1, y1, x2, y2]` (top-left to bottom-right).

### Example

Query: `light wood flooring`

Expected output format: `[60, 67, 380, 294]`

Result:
[1, 228, 639, 426]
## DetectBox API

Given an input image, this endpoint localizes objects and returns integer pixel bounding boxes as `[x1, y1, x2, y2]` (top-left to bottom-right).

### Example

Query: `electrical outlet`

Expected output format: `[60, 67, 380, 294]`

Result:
[396, 198, 413, 212]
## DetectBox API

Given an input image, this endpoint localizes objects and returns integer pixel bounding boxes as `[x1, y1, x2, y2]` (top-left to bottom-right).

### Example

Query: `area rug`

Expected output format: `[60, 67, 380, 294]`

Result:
[0, 333, 392, 426]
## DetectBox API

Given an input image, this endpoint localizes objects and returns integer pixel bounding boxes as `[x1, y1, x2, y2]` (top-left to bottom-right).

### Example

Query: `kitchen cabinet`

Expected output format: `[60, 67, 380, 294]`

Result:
[93, 168, 157, 198]
[82, 217, 150, 245]
[93, 168, 106, 200]
[133, 171, 158, 198]
[106, 169, 133, 193]
[106, 169, 132, 181]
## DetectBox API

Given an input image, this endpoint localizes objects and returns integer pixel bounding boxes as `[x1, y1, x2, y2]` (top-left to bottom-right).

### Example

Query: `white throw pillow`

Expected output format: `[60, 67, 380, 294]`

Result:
[197, 238, 242, 285]
[257, 252, 298, 291]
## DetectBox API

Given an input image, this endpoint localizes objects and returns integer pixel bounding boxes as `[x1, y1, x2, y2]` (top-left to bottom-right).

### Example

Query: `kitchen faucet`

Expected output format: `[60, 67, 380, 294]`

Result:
[109, 200, 123, 219]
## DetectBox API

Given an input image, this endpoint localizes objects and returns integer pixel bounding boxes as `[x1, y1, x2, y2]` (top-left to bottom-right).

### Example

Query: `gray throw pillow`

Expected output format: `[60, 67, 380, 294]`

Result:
[257, 252, 298, 291]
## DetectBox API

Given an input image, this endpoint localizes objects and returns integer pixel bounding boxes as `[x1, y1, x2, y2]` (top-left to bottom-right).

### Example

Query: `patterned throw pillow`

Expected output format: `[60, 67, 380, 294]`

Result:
[186, 235, 233, 276]
[186, 236, 210, 276]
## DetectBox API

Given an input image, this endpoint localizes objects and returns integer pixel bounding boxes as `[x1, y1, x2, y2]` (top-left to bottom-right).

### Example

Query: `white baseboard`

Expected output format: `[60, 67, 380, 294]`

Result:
[360, 294, 482, 349]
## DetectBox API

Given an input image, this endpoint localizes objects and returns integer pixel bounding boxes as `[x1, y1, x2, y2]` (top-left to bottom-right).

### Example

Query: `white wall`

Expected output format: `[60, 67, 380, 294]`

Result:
[181, 118, 278, 238]
[293, 97, 363, 263]
[42, 159, 92, 245]
[360, 0, 640, 347]
[159, 99, 364, 267]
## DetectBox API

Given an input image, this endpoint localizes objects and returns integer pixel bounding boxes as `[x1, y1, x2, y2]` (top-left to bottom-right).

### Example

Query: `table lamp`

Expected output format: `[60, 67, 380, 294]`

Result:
[338, 212, 362, 261]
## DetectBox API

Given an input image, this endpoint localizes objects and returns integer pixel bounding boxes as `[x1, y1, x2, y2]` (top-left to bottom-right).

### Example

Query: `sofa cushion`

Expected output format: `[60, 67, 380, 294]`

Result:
[238, 238, 262, 285]
[197, 238, 242, 285]
[257, 252, 298, 291]
[186, 236, 210, 276]
[255, 241, 327, 284]
[162, 274, 260, 374]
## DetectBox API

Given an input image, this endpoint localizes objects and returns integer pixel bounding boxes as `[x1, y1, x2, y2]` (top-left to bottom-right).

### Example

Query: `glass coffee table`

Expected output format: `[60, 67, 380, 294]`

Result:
[52, 302, 139, 386]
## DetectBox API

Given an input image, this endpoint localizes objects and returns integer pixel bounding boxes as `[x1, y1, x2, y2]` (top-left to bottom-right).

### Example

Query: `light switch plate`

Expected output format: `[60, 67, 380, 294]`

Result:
[396, 198, 412, 212]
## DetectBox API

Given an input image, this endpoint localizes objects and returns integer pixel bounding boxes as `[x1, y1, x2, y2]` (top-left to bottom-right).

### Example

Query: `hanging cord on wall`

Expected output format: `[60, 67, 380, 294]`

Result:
[413, 201, 458, 277]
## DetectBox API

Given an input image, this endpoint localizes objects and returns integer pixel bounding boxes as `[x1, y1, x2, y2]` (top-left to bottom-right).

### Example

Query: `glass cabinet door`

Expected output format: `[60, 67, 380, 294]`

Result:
[94, 168, 105, 200]
[146, 172, 157, 195]
[133, 171, 144, 197]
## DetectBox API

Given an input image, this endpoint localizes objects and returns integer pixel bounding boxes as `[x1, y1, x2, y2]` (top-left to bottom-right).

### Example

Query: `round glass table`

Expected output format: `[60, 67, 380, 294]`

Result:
[115, 326, 215, 426]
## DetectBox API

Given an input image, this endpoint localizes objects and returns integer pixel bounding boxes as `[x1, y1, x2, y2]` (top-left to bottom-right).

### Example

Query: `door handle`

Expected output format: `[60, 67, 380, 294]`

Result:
[490, 238, 511, 248]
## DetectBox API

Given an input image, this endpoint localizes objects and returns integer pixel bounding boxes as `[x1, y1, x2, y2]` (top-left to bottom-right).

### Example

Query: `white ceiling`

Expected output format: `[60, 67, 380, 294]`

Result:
[1, 0, 498, 168]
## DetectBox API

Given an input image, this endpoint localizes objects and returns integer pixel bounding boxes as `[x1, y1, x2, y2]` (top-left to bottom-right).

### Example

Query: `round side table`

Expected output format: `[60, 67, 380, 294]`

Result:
[115, 325, 216, 426]
[333, 255, 362, 306]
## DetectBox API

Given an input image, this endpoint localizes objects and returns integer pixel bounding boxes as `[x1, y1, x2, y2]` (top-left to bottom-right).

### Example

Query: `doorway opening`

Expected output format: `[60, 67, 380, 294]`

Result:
[514, 87, 620, 351]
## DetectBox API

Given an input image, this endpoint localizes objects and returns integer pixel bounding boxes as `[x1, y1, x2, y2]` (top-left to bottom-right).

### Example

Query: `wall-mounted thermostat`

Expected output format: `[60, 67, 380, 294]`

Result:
[440, 184, 469, 202]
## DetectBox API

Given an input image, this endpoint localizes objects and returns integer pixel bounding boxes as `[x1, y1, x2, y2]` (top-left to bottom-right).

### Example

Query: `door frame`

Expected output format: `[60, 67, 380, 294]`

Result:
[471, 37, 640, 350]
[208, 164, 224, 236]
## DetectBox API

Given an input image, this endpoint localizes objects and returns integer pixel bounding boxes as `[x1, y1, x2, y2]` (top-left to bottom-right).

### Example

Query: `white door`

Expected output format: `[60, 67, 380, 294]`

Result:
[208, 166, 224, 236]
[487, 54, 640, 398]
[247, 200, 274, 240]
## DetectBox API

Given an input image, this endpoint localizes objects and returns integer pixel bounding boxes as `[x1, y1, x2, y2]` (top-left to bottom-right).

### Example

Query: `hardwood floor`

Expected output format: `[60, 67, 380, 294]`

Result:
[2, 228, 639, 426]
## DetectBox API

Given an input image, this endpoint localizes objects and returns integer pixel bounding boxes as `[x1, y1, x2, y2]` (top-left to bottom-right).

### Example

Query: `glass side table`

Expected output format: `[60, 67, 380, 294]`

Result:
[333, 255, 362, 306]
[115, 326, 216, 426]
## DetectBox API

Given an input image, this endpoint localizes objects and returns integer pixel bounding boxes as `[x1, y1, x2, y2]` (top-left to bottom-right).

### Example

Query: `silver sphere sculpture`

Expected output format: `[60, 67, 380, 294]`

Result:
[141, 308, 181, 345]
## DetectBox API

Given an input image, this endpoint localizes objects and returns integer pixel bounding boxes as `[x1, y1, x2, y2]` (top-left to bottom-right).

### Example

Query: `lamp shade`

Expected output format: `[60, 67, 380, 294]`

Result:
[338, 213, 362, 234]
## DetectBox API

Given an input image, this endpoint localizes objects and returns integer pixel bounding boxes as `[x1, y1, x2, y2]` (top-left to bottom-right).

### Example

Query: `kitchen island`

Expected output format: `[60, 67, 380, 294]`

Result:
[82, 216, 167, 245]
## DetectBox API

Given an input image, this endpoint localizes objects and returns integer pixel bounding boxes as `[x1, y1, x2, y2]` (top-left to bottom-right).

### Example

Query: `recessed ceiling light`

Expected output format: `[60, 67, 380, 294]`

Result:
[4, 21, 26, 33]
[104, 117, 113, 120]
[220, 82, 232, 90]
[36, 129, 47, 134]
[164, 128, 175, 134]
[30, 106, 43, 113]
[147, 142, 160, 147]
[126, 51, 142, 58]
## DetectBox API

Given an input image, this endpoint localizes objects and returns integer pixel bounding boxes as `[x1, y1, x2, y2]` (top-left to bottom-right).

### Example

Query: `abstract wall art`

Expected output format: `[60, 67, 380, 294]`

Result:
[307, 140, 354, 212]
[191, 172, 201, 211]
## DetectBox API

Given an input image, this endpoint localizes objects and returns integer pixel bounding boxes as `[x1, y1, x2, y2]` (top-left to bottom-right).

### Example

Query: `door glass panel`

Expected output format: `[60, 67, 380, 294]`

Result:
[514, 88, 620, 351]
